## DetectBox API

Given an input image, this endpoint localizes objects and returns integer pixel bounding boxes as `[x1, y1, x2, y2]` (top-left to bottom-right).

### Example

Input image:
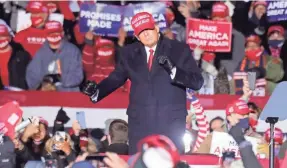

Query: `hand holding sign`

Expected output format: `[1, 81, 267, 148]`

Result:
[177, 3, 191, 19]
[85, 31, 94, 41]
[241, 77, 253, 101]
[118, 27, 127, 46]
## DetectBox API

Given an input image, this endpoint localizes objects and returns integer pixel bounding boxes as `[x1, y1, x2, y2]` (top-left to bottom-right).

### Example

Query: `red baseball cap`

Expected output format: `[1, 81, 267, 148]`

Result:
[264, 127, 283, 145]
[45, 21, 63, 34]
[131, 12, 155, 36]
[253, 1, 267, 8]
[226, 100, 250, 116]
[26, 1, 49, 14]
[211, 2, 229, 18]
[0, 24, 9, 36]
[267, 25, 285, 36]
[202, 52, 216, 63]
[130, 135, 180, 168]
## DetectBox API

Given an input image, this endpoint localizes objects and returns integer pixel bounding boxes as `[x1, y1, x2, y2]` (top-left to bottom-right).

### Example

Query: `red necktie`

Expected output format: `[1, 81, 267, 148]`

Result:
[148, 49, 154, 71]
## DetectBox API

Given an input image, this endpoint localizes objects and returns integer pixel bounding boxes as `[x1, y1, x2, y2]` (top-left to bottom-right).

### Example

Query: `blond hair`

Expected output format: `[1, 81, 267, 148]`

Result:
[45, 133, 74, 155]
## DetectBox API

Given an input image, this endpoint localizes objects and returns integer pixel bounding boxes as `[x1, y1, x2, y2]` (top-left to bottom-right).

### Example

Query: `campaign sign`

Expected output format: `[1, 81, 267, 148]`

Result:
[210, 132, 261, 158]
[79, 3, 122, 37]
[267, 1, 287, 22]
[122, 2, 167, 36]
[186, 18, 232, 53]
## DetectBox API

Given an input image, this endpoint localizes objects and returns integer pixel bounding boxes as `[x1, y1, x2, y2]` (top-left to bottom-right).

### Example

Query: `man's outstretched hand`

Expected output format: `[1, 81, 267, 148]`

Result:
[81, 81, 98, 97]
[157, 55, 174, 74]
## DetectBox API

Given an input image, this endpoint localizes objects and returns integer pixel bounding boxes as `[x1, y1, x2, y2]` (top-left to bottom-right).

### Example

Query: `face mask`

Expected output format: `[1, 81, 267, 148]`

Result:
[166, 11, 175, 26]
[47, 34, 63, 45]
[245, 48, 263, 61]
[249, 118, 258, 129]
[31, 16, 44, 27]
[238, 118, 250, 130]
[268, 40, 284, 48]
[0, 39, 9, 49]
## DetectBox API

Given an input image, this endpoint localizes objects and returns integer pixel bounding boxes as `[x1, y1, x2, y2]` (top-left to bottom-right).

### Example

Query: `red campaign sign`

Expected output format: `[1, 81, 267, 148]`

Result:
[186, 18, 232, 53]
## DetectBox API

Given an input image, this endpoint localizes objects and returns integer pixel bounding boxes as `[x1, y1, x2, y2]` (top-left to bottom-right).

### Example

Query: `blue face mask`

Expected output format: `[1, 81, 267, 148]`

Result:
[268, 40, 284, 48]
[238, 118, 250, 130]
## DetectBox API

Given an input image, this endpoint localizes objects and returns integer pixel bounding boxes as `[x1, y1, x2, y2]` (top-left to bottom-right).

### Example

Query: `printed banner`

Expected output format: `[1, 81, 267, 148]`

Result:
[186, 18, 232, 53]
[122, 2, 167, 36]
[210, 132, 261, 158]
[267, 1, 287, 22]
[79, 3, 122, 37]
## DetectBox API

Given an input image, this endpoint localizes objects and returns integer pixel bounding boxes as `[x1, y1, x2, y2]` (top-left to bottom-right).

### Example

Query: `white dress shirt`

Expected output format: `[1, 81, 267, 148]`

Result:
[144, 45, 176, 79]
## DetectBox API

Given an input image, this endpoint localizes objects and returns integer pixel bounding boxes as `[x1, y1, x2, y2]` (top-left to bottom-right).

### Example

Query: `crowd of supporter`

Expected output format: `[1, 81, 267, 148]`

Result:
[0, 0, 287, 168]
[0, 0, 286, 95]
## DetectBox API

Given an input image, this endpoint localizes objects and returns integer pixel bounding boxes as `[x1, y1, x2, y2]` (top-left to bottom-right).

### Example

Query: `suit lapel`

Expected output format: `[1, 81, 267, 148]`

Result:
[132, 43, 149, 79]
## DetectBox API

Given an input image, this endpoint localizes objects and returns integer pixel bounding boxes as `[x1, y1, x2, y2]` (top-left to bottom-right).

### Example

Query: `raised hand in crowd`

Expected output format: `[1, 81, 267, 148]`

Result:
[21, 117, 40, 142]
[241, 77, 253, 101]
[74, 152, 89, 163]
[193, 46, 204, 61]
[103, 152, 129, 168]
[177, 2, 191, 19]
[163, 28, 174, 40]
[55, 140, 72, 156]
[118, 27, 127, 47]
[72, 120, 81, 136]
[85, 30, 94, 41]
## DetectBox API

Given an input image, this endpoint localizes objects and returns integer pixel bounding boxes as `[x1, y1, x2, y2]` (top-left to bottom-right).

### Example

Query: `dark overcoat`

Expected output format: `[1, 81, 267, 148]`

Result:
[96, 35, 204, 154]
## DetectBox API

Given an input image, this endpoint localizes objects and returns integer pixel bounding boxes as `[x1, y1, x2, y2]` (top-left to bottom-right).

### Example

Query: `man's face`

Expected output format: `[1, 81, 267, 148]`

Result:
[211, 119, 225, 132]
[268, 32, 285, 41]
[246, 41, 260, 50]
[0, 35, 10, 49]
[30, 12, 48, 28]
[212, 16, 231, 22]
[254, 5, 266, 19]
[249, 109, 259, 120]
[137, 26, 159, 48]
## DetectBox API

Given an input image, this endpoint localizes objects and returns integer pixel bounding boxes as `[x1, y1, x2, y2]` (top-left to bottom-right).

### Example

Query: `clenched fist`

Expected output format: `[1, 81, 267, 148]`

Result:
[81, 80, 98, 97]
[157, 55, 174, 74]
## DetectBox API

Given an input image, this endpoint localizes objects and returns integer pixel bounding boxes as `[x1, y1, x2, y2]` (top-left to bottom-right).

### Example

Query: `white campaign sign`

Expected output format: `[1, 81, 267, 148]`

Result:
[16, 10, 31, 33]
[210, 132, 261, 158]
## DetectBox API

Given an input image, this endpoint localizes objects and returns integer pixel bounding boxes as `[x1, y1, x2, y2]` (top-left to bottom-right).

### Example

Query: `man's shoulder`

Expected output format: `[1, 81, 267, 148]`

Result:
[63, 40, 81, 52]
[122, 41, 142, 51]
[170, 38, 189, 48]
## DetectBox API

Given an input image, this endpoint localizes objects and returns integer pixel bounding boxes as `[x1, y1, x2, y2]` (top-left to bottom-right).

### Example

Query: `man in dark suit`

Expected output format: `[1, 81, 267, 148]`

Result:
[82, 12, 203, 154]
